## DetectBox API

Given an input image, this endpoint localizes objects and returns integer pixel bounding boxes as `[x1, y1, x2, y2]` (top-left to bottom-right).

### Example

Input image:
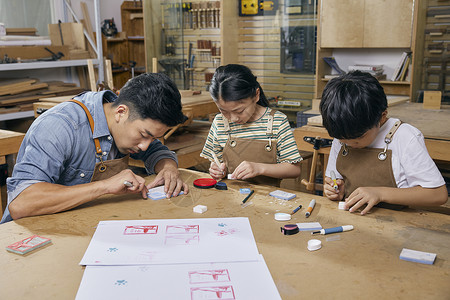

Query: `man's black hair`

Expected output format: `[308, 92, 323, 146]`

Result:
[209, 64, 270, 107]
[319, 70, 388, 139]
[113, 73, 187, 127]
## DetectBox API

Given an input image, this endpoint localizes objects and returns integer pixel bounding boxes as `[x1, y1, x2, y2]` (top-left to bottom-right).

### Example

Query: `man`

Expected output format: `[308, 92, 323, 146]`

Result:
[2, 73, 189, 223]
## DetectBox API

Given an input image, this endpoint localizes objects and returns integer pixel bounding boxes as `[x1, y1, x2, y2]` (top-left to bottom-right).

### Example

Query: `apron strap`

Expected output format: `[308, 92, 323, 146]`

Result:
[222, 113, 230, 132]
[266, 109, 276, 136]
[69, 99, 103, 156]
[384, 120, 402, 144]
[378, 120, 403, 161]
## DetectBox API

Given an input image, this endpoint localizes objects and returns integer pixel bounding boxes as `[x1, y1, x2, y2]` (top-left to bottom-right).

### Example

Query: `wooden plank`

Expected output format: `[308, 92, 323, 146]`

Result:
[80, 1, 96, 58]
[239, 56, 279, 63]
[238, 28, 279, 35]
[259, 77, 314, 85]
[238, 42, 279, 49]
[0, 130, 25, 157]
[87, 59, 96, 91]
[238, 49, 279, 56]
[261, 84, 314, 93]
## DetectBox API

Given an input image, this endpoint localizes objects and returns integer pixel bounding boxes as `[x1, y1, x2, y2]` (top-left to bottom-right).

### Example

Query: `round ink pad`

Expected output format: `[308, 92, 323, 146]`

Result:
[215, 181, 228, 190]
[193, 178, 217, 189]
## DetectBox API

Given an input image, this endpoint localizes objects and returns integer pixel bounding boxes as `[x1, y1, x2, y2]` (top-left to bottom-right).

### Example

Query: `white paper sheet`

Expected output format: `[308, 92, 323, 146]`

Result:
[80, 217, 260, 266]
[76, 255, 281, 300]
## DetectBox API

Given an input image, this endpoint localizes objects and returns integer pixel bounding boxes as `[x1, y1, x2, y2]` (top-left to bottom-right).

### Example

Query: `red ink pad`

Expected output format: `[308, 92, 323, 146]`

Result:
[193, 178, 217, 189]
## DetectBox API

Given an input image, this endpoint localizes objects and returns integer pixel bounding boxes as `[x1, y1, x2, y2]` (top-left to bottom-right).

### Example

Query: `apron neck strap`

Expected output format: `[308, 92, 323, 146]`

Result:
[69, 99, 103, 155]
[384, 120, 402, 144]
[266, 109, 276, 136]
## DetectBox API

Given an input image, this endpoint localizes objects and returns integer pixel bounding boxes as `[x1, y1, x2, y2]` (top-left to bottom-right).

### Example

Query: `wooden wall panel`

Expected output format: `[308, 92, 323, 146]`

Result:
[237, 3, 317, 110]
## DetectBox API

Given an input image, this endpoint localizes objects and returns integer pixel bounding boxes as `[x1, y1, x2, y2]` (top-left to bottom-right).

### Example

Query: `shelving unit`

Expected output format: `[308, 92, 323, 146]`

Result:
[142, 0, 238, 90]
[314, 0, 424, 101]
[121, 1, 146, 77]
[0, 0, 104, 120]
[102, 32, 129, 89]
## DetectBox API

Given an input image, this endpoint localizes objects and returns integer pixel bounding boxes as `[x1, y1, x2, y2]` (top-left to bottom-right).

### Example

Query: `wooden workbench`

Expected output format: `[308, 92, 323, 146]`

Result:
[0, 129, 25, 212]
[33, 91, 218, 169]
[0, 169, 448, 299]
[294, 102, 450, 163]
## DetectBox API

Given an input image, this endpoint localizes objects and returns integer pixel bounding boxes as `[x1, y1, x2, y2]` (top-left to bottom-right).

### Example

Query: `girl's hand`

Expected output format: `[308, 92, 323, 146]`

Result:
[209, 161, 226, 180]
[323, 177, 345, 201]
[345, 187, 382, 215]
[231, 161, 263, 180]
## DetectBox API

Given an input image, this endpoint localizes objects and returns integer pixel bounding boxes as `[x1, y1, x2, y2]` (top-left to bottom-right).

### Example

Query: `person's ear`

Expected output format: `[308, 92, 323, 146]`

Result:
[115, 105, 129, 122]
[254, 87, 260, 103]
[380, 110, 388, 125]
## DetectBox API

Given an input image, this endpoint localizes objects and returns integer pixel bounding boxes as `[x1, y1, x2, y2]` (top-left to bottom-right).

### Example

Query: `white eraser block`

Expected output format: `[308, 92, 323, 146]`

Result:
[227, 174, 235, 180]
[296, 222, 323, 231]
[338, 201, 348, 210]
[269, 190, 296, 200]
[193, 205, 208, 214]
[400, 248, 436, 265]
[147, 186, 184, 201]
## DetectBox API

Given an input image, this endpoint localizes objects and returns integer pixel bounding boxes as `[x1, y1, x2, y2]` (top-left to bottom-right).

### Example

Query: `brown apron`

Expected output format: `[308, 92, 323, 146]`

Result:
[336, 120, 406, 210]
[222, 109, 280, 186]
[70, 100, 129, 182]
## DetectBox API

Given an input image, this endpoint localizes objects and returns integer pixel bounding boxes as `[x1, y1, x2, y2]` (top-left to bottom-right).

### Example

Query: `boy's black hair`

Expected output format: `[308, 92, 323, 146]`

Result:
[113, 73, 187, 127]
[320, 70, 388, 139]
[209, 64, 269, 107]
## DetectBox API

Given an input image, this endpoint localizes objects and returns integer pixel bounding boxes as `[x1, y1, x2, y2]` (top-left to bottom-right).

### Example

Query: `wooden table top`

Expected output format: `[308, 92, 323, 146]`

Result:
[1, 169, 448, 299]
[0, 129, 25, 156]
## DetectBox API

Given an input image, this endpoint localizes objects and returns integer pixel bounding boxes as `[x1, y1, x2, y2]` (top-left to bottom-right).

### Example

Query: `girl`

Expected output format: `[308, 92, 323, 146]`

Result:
[200, 64, 302, 186]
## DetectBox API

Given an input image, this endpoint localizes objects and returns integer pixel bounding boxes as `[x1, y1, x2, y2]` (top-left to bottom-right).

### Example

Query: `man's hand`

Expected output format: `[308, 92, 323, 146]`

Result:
[103, 169, 148, 199]
[147, 164, 189, 198]
[345, 187, 382, 215]
[209, 161, 226, 180]
[323, 177, 345, 201]
[231, 161, 263, 180]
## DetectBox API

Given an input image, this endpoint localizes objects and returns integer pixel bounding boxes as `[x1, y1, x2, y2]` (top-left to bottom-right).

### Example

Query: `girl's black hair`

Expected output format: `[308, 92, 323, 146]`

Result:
[113, 73, 187, 127]
[320, 70, 388, 139]
[209, 64, 269, 107]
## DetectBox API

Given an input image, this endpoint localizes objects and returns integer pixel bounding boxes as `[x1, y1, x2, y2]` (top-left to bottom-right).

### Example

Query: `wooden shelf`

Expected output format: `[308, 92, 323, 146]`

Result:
[315, 0, 421, 100]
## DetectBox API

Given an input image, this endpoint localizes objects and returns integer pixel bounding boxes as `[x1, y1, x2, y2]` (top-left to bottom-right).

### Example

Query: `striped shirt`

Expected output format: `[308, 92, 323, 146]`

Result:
[201, 107, 302, 164]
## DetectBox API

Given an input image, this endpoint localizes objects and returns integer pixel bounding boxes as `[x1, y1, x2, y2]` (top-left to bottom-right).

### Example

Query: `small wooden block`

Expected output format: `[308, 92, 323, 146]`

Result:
[423, 91, 442, 110]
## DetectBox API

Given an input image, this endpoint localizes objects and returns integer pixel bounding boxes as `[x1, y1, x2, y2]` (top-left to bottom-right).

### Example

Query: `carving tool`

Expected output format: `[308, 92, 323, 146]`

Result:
[123, 180, 133, 187]
[330, 170, 338, 192]
[312, 225, 354, 235]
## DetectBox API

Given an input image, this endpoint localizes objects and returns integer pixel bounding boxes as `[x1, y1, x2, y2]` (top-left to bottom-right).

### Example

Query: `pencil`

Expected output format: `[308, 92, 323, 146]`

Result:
[242, 190, 254, 204]
[211, 151, 224, 175]
[211, 151, 221, 167]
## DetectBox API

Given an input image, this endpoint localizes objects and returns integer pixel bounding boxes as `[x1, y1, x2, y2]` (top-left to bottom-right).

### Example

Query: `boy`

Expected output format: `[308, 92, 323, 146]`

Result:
[320, 71, 447, 215]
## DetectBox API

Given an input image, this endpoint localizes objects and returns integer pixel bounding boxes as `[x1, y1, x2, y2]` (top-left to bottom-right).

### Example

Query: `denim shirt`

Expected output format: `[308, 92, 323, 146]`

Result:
[1, 90, 178, 223]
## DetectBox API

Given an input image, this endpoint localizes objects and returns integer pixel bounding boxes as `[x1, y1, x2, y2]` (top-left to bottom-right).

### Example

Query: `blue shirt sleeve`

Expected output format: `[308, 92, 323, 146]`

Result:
[131, 139, 178, 174]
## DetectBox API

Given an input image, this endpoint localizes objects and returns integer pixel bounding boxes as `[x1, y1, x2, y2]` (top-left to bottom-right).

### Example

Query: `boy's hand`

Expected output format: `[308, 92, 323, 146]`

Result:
[209, 161, 226, 180]
[231, 161, 262, 180]
[345, 187, 382, 215]
[323, 176, 345, 201]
